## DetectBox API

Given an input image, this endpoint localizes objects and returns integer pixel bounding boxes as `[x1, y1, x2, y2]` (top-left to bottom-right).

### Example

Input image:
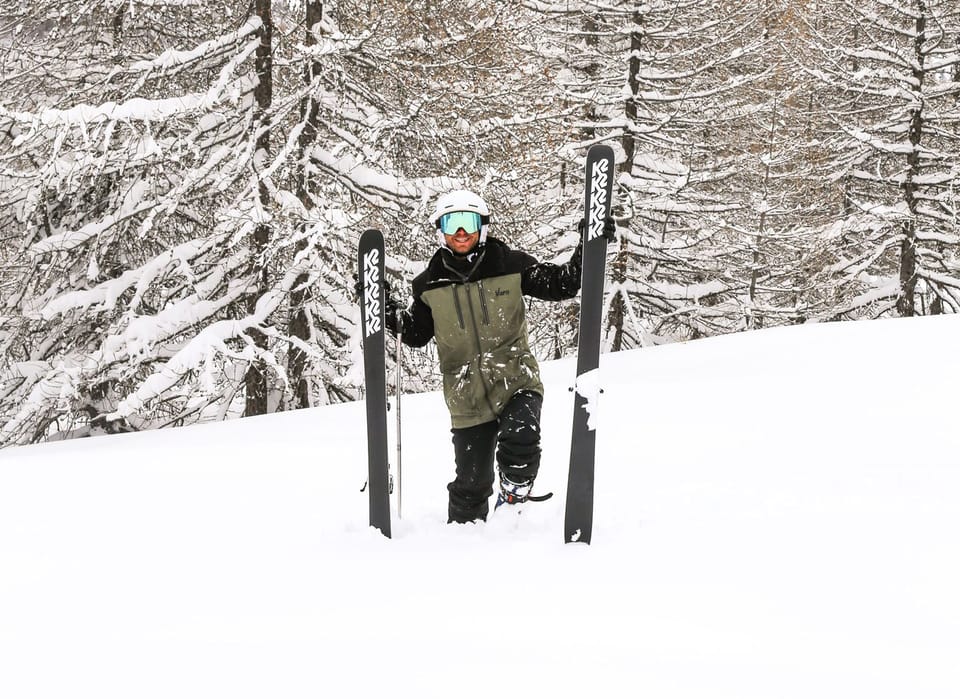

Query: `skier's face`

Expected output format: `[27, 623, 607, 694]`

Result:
[444, 228, 480, 255]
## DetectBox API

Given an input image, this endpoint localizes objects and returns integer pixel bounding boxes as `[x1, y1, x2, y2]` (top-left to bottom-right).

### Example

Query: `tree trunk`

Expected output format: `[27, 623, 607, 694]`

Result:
[581, 10, 600, 141]
[750, 95, 780, 331]
[287, 0, 324, 410]
[897, 5, 926, 318]
[609, 8, 643, 352]
[245, 0, 273, 416]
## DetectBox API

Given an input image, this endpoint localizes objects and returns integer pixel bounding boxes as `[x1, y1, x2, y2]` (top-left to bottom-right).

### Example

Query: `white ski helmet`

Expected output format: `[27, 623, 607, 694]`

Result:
[430, 189, 491, 248]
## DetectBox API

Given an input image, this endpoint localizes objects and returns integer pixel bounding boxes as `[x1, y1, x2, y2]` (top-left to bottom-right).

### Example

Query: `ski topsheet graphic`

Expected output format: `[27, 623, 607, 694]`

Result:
[564, 144, 615, 545]
[358, 229, 391, 538]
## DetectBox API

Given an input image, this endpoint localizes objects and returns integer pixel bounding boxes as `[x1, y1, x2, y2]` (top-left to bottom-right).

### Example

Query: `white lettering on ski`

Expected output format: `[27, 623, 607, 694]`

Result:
[587, 157, 609, 242]
[363, 248, 382, 337]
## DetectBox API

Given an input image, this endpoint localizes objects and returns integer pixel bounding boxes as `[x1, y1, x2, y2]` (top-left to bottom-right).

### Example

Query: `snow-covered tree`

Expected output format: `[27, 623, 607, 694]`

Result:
[0, 1, 577, 445]
[1, 2, 280, 444]
[564, 1, 782, 345]
[799, 0, 960, 317]
[703, 1, 846, 330]
[3, 0, 957, 450]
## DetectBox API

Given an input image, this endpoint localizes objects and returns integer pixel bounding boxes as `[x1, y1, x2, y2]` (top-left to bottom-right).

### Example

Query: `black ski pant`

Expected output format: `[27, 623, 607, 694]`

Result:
[447, 390, 543, 524]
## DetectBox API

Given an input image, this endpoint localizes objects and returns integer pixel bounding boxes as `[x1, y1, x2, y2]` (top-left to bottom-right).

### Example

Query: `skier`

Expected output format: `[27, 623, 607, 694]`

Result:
[383, 190, 616, 523]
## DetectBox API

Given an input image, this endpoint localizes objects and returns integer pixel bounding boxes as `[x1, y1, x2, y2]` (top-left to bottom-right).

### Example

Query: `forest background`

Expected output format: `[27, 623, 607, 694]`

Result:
[1, 0, 958, 447]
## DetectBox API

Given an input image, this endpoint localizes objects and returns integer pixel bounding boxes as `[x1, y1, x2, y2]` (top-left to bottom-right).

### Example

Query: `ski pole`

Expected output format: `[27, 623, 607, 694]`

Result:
[396, 329, 403, 519]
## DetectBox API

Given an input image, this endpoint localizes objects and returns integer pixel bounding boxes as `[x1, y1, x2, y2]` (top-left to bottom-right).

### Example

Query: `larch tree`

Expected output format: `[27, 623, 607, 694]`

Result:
[1, 2, 276, 444]
[799, 0, 960, 318]
[3, 0, 957, 450]
[0, 1, 573, 445]
[564, 1, 773, 346]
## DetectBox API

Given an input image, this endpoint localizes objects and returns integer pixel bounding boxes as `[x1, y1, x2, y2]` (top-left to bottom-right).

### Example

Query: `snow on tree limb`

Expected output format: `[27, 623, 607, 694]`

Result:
[0, 41, 258, 130]
[38, 240, 209, 320]
[105, 254, 323, 421]
[309, 146, 456, 212]
[126, 16, 263, 77]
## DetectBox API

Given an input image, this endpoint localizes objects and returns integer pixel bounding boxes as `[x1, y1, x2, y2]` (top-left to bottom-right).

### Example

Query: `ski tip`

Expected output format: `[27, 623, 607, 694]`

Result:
[359, 228, 385, 246]
[587, 143, 615, 158]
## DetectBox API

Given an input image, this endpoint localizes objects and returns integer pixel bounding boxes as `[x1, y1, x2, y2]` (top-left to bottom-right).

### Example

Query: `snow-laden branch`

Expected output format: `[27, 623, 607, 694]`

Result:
[0, 39, 259, 130]
[309, 146, 457, 213]
[126, 16, 262, 77]
[628, 278, 731, 302]
[293, 20, 373, 59]
[827, 277, 900, 318]
[28, 198, 156, 256]
[27, 138, 245, 255]
[842, 127, 917, 156]
[105, 247, 327, 421]
[39, 240, 210, 320]
[0, 260, 249, 445]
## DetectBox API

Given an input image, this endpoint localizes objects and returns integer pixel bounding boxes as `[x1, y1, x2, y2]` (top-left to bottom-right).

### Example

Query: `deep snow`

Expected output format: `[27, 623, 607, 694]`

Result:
[2, 315, 959, 699]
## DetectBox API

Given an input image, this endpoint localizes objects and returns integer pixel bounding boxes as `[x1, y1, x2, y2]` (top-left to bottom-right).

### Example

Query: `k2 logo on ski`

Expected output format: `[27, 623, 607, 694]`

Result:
[587, 157, 609, 242]
[363, 248, 382, 337]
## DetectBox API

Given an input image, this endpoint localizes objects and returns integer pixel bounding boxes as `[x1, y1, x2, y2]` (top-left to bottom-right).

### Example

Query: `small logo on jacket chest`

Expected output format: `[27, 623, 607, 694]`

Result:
[495, 288, 510, 297]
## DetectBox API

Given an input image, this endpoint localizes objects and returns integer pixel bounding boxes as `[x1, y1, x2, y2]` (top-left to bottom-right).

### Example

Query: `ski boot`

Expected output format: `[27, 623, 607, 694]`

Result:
[495, 473, 554, 510]
[495, 474, 533, 509]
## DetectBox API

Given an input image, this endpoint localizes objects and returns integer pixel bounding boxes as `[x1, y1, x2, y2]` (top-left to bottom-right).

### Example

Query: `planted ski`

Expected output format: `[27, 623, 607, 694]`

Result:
[358, 229, 391, 538]
[564, 144, 615, 545]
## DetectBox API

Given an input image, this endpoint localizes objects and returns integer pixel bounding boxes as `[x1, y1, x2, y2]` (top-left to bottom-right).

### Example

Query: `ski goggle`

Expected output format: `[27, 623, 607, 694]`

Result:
[438, 211, 482, 236]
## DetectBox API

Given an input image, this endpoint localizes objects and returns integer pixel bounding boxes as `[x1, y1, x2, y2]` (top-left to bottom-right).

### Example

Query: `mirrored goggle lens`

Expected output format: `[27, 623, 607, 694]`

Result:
[438, 211, 482, 236]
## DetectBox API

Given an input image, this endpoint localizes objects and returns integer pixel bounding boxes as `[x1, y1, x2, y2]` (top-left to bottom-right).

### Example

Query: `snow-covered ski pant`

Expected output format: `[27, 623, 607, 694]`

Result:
[447, 390, 543, 524]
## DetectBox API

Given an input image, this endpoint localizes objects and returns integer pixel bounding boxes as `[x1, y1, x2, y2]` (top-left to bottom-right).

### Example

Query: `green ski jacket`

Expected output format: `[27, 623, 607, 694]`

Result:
[391, 237, 581, 429]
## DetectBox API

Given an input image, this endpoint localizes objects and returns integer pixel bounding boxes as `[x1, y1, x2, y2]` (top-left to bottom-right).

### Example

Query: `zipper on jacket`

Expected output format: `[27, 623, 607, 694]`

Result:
[463, 285, 498, 416]
[451, 286, 465, 330]
[477, 280, 490, 325]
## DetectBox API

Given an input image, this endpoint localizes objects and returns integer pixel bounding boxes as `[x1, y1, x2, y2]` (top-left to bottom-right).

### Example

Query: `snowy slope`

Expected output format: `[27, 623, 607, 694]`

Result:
[2, 316, 959, 699]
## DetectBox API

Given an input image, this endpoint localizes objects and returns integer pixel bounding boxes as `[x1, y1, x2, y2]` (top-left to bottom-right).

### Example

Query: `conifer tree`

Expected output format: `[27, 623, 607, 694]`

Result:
[799, 0, 960, 317]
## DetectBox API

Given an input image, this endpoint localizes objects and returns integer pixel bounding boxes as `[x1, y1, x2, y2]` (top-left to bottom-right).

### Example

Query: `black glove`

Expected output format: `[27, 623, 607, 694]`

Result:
[577, 215, 617, 243]
[383, 283, 403, 335]
[352, 273, 394, 305]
